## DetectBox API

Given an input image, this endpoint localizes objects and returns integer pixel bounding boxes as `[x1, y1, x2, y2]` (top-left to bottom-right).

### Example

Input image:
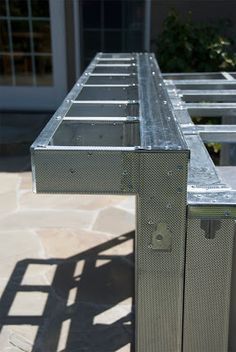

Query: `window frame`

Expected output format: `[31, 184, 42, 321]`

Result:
[0, 0, 67, 111]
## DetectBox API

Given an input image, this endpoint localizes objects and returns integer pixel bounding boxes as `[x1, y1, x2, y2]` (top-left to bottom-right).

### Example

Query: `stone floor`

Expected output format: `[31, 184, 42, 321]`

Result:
[0, 156, 135, 352]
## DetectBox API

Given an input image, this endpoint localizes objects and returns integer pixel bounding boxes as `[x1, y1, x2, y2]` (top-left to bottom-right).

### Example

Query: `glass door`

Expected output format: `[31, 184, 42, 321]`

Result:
[0, 0, 67, 111]
[80, 0, 149, 69]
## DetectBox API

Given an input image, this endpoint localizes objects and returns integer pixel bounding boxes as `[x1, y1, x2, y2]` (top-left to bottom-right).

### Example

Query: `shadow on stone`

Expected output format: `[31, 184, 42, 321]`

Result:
[0, 231, 135, 352]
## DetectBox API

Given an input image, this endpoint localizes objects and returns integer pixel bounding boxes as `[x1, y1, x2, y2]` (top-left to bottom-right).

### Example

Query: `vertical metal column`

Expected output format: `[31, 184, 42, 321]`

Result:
[183, 218, 235, 352]
[136, 152, 188, 351]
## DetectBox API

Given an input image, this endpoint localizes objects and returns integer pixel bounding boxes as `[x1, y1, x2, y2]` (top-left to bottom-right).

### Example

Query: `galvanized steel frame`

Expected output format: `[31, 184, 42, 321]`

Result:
[31, 54, 236, 351]
[165, 70, 236, 352]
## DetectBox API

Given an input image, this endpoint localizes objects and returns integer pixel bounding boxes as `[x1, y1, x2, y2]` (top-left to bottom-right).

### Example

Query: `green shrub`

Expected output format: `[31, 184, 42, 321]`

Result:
[154, 10, 236, 72]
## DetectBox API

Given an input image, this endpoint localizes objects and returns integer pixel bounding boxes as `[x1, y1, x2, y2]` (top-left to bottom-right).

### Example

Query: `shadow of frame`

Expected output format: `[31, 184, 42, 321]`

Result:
[0, 231, 135, 352]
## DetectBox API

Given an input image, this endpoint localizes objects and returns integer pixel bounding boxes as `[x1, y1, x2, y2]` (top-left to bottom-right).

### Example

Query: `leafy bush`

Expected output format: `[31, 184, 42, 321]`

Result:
[153, 10, 236, 165]
[154, 10, 236, 72]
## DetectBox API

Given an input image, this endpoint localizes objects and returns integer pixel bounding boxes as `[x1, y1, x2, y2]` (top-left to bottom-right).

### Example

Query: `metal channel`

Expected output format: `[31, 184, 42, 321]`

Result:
[31, 53, 189, 352]
[166, 73, 236, 216]
[31, 55, 236, 352]
[186, 102, 236, 117]
[165, 69, 236, 352]
[180, 90, 236, 102]
[182, 125, 236, 143]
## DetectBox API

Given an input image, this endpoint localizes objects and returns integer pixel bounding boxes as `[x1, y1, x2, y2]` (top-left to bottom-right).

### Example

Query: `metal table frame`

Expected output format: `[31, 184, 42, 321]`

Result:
[31, 53, 236, 352]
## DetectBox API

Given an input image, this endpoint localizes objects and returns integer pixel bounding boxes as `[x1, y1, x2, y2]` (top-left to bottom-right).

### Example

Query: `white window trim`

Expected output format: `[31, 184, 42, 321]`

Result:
[0, 0, 67, 111]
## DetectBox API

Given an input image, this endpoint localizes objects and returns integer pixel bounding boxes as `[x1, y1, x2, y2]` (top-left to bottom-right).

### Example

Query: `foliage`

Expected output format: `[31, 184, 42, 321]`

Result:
[152, 10, 236, 164]
[154, 10, 236, 72]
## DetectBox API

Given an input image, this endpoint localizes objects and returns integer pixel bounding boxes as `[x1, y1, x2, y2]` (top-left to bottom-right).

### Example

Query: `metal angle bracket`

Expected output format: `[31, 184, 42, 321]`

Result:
[149, 222, 172, 251]
[200, 219, 222, 239]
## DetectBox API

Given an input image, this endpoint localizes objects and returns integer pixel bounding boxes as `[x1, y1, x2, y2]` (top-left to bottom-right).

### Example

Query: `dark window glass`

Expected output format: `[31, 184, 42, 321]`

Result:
[35, 55, 52, 85]
[84, 30, 101, 58]
[33, 20, 51, 53]
[11, 20, 31, 52]
[84, 58, 92, 68]
[124, 1, 144, 31]
[31, 0, 50, 17]
[124, 30, 143, 51]
[81, 0, 145, 69]
[104, 0, 122, 28]
[0, 55, 12, 85]
[14, 54, 33, 85]
[0, 0, 6, 17]
[9, 0, 28, 17]
[0, 20, 9, 51]
[82, 0, 101, 28]
[104, 31, 122, 52]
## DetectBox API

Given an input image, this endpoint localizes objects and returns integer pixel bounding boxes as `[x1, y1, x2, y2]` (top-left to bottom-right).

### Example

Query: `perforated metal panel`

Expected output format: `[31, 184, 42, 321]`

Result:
[32, 150, 138, 194]
[183, 219, 235, 352]
[136, 152, 188, 351]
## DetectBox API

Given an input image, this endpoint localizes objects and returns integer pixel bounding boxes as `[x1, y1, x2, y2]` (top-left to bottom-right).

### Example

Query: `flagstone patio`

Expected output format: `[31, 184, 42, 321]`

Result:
[0, 156, 135, 352]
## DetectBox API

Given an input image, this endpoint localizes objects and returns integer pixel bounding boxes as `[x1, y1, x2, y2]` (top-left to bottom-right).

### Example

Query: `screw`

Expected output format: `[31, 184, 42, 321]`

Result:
[156, 234, 163, 241]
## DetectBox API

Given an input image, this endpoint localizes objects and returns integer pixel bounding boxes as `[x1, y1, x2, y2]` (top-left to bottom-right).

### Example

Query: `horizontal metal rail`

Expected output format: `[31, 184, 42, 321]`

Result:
[182, 124, 236, 142]
[185, 103, 236, 116]
[180, 90, 236, 102]
[165, 70, 236, 217]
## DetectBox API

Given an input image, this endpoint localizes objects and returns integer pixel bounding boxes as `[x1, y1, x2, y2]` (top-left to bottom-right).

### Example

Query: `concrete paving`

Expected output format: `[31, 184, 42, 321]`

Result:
[0, 156, 135, 352]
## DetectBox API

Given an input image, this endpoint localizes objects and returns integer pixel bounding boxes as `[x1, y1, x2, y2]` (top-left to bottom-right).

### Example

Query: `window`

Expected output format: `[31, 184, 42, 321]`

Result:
[0, 0, 53, 86]
[80, 0, 145, 68]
